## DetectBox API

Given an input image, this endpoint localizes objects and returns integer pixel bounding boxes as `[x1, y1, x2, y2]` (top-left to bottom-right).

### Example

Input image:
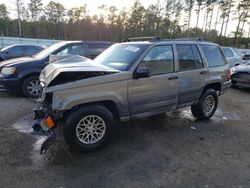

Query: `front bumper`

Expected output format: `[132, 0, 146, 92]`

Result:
[0, 76, 21, 92]
[220, 80, 231, 95]
[33, 107, 57, 154]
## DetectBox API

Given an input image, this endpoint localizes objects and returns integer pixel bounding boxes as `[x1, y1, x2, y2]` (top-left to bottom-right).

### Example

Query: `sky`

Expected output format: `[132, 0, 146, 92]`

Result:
[1, 0, 245, 37]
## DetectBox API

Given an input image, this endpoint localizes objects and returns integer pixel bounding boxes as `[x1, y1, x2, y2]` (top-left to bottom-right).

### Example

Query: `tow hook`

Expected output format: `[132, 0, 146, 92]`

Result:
[40, 131, 56, 154]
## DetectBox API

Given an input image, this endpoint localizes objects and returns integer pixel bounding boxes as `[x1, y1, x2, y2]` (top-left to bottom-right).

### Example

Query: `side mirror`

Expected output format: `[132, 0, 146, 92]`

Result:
[4, 50, 9, 54]
[134, 67, 150, 79]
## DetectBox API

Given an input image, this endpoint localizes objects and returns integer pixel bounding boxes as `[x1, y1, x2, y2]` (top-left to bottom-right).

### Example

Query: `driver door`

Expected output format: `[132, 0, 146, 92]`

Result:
[128, 45, 178, 118]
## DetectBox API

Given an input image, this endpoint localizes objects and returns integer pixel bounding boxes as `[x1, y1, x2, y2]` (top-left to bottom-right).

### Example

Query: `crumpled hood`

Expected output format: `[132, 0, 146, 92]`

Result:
[40, 55, 119, 87]
[0, 56, 36, 67]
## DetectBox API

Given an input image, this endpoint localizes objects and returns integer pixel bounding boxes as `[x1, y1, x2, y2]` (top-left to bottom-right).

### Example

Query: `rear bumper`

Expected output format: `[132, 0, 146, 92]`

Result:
[232, 76, 250, 88]
[220, 80, 231, 95]
[0, 76, 21, 92]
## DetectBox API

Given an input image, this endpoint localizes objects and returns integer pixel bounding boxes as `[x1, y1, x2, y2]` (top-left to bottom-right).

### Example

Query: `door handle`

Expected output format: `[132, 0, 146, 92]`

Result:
[168, 76, 178, 80]
[200, 70, 208, 74]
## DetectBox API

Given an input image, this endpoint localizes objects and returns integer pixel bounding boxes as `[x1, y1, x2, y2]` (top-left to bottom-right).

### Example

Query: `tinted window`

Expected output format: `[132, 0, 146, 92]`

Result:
[56, 44, 85, 56]
[176, 44, 196, 71]
[24, 46, 40, 54]
[191, 45, 203, 69]
[7, 46, 23, 53]
[142, 45, 173, 75]
[201, 44, 226, 67]
[223, 48, 233, 57]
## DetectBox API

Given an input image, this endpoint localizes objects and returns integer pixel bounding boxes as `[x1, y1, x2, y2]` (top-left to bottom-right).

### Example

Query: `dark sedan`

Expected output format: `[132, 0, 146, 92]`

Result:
[0, 44, 44, 61]
[231, 60, 250, 88]
[0, 41, 114, 98]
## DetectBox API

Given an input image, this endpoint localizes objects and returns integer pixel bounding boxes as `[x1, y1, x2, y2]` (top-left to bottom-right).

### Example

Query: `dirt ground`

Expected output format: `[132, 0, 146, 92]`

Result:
[0, 88, 250, 188]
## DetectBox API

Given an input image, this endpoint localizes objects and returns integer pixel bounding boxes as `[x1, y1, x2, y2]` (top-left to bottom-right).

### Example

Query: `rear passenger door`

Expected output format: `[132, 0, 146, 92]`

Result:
[129, 45, 178, 118]
[176, 44, 207, 107]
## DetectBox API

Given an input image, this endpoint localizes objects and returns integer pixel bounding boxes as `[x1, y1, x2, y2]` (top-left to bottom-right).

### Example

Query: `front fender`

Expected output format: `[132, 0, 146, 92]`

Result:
[18, 68, 43, 78]
[52, 90, 126, 111]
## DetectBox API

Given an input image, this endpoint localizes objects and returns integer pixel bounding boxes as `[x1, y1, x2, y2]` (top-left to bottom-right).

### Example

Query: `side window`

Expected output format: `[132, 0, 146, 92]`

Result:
[176, 44, 196, 71]
[56, 45, 85, 56]
[200, 44, 226, 67]
[88, 43, 107, 58]
[223, 48, 233, 57]
[191, 45, 203, 69]
[24, 46, 40, 54]
[8, 46, 23, 54]
[142, 45, 174, 75]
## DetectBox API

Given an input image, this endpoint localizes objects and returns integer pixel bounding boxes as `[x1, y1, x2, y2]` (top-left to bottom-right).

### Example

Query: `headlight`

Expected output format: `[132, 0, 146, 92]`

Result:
[1, 67, 16, 75]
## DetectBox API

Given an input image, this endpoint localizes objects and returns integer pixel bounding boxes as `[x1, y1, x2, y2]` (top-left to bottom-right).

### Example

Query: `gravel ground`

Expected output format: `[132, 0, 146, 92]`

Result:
[0, 88, 250, 188]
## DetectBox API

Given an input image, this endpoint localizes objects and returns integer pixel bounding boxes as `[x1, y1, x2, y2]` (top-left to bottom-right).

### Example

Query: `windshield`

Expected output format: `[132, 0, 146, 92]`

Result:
[1, 45, 14, 52]
[94, 43, 148, 71]
[34, 42, 66, 59]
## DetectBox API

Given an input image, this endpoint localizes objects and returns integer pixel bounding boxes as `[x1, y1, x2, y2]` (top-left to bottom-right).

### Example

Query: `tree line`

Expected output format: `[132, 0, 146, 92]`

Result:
[0, 0, 249, 47]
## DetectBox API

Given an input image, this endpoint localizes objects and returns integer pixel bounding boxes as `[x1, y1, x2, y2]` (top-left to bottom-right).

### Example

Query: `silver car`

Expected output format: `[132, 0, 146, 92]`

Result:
[222, 47, 242, 68]
[33, 38, 231, 153]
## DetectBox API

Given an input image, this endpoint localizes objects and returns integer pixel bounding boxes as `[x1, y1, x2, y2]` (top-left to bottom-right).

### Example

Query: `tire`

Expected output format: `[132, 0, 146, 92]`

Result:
[63, 105, 115, 152]
[22, 76, 42, 98]
[191, 89, 218, 120]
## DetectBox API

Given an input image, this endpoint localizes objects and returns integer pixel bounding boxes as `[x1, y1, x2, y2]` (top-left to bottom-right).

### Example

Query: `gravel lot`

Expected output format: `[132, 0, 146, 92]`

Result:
[0, 88, 250, 188]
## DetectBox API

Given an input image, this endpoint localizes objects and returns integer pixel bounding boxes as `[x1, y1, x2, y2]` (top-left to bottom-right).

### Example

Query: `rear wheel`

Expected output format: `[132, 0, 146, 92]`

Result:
[22, 76, 42, 98]
[63, 105, 115, 152]
[191, 89, 218, 120]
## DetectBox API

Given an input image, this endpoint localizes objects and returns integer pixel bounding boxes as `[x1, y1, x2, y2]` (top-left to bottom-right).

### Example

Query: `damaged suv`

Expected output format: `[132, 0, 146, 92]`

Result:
[33, 38, 231, 153]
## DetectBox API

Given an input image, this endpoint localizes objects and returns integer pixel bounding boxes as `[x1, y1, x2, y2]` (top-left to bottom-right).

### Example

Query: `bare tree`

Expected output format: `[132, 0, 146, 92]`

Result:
[13, 0, 25, 37]
[223, 0, 234, 36]
[185, 0, 195, 37]
[195, 0, 204, 29]
[234, 0, 249, 46]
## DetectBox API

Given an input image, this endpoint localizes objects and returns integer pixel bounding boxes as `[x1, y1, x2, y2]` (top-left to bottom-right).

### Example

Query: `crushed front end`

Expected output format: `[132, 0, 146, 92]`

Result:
[32, 92, 60, 154]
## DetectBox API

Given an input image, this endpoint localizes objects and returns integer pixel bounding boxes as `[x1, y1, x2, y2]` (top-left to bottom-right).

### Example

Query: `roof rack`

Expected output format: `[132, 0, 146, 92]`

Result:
[122, 36, 160, 42]
[122, 37, 204, 43]
[162, 37, 204, 41]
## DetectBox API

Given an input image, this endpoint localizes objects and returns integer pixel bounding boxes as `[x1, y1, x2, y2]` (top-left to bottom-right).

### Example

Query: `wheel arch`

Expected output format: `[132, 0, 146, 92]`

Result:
[64, 100, 121, 122]
[202, 82, 222, 93]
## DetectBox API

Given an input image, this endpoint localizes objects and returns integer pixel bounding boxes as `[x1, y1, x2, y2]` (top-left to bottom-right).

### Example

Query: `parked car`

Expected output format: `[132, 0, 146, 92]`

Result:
[230, 60, 250, 88]
[32, 37, 231, 153]
[222, 47, 242, 68]
[0, 41, 114, 98]
[242, 53, 250, 63]
[0, 44, 44, 61]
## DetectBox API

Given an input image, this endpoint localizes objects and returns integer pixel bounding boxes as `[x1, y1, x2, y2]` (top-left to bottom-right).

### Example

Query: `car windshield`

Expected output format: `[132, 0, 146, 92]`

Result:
[0, 45, 15, 52]
[94, 43, 148, 71]
[34, 42, 66, 59]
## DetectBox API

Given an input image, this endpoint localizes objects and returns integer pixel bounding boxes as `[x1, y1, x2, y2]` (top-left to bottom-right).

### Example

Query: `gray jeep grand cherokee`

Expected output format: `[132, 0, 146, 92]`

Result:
[33, 37, 231, 153]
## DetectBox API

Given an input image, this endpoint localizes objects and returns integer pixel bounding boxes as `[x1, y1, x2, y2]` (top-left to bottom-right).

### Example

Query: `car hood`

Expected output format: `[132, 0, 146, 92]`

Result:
[0, 56, 36, 67]
[232, 64, 250, 73]
[40, 55, 120, 87]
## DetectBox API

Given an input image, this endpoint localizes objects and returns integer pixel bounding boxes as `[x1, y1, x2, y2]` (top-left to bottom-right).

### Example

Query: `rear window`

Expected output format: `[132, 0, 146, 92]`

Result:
[200, 44, 226, 67]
